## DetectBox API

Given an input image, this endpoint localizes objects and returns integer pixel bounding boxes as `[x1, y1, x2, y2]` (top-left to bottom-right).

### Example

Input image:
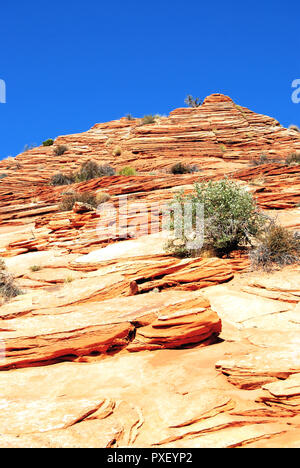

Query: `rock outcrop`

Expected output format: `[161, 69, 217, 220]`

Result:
[0, 94, 299, 447]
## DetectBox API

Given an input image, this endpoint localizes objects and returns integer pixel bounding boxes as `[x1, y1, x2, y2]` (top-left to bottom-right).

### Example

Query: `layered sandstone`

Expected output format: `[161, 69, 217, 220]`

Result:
[0, 94, 299, 448]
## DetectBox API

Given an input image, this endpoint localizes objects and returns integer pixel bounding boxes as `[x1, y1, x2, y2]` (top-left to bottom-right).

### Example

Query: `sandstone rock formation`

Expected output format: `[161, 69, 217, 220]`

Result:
[0, 94, 299, 448]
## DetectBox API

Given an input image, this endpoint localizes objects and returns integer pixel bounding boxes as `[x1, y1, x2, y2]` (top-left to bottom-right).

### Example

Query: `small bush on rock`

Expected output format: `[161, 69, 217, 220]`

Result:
[250, 154, 281, 166]
[118, 166, 137, 176]
[0, 259, 22, 300]
[184, 95, 203, 108]
[43, 139, 54, 146]
[285, 152, 300, 165]
[141, 115, 156, 125]
[166, 178, 266, 258]
[250, 222, 299, 270]
[96, 192, 111, 204]
[170, 163, 199, 174]
[112, 146, 122, 157]
[30, 265, 42, 272]
[58, 191, 98, 211]
[75, 160, 115, 182]
[53, 145, 68, 156]
[50, 172, 75, 186]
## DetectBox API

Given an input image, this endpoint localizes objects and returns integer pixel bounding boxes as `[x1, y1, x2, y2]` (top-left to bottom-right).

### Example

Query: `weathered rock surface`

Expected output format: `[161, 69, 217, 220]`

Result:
[0, 94, 299, 447]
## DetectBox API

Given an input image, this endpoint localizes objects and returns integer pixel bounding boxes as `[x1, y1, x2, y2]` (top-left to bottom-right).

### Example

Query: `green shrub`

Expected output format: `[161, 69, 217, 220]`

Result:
[184, 95, 203, 108]
[43, 139, 54, 146]
[250, 222, 299, 270]
[58, 191, 98, 212]
[118, 166, 137, 176]
[285, 152, 300, 165]
[170, 163, 199, 174]
[0, 173, 7, 180]
[166, 178, 266, 257]
[54, 145, 68, 156]
[0, 259, 22, 300]
[141, 115, 156, 125]
[126, 114, 134, 120]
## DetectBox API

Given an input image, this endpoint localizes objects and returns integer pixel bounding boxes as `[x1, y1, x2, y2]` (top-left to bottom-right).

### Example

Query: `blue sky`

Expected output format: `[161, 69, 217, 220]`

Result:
[0, 0, 299, 159]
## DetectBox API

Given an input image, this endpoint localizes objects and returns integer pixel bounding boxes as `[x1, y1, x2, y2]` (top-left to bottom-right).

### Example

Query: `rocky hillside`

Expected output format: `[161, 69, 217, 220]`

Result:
[0, 94, 299, 448]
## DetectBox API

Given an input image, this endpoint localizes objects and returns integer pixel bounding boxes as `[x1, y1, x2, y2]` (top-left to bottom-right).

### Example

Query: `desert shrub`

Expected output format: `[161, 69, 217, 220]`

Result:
[118, 166, 137, 176]
[250, 154, 281, 166]
[285, 152, 300, 165]
[0, 173, 7, 180]
[75, 160, 115, 182]
[95, 192, 111, 204]
[0, 259, 22, 300]
[43, 139, 54, 146]
[30, 265, 42, 272]
[53, 145, 68, 156]
[289, 124, 300, 132]
[170, 163, 199, 174]
[126, 114, 134, 120]
[113, 146, 122, 157]
[49, 160, 115, 186]
[141, 115, 156, 125]
[250, 221, 299, 270]
[184, 95, 203, 108]
[58, 191, 97, 211]
[64, 276, 74, 284]
[166, 178, 266, 258]
[50, 172, 75, 186]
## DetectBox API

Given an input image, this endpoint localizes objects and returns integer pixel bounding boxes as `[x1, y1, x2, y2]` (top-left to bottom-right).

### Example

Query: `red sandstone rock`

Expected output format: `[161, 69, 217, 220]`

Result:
[0, 94, 299, 448]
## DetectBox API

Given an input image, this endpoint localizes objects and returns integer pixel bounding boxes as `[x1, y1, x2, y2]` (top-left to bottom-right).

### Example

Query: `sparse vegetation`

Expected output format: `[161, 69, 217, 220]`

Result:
[250, 221, 299, 270]
[30, 265, 42, 272]
[170, 162, 199, 174]
[184, 95, 203, 108]
[50, 160, 116, 186]
[0, 258, 22, 300]
[43, 139, 54, 146]
[75, 160, 115, 182]
[112, 146, 122, 157]
[141, 115, 156, 125]
[285, 152, 300, 165]
[166, 178, 266, 258]
[0, 173, 7, 180]
[53, 145, 68, 156]
[64, 276, 75, 284]
[58, 191, 98, 211]
[125, 114, 134, 120]
[95, 192, 111, 204]
[118, 166, 137, 176]
[250, 154, 281, 166]
[50, 172, 75, 186]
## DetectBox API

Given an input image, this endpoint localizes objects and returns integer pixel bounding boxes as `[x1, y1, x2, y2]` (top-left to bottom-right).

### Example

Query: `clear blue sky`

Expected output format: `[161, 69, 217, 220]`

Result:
[0, 0, 299, 159]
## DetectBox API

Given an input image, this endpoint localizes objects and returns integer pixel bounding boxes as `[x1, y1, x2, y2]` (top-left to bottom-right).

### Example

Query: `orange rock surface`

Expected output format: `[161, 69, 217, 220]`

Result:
[0, 94, 299, 447]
